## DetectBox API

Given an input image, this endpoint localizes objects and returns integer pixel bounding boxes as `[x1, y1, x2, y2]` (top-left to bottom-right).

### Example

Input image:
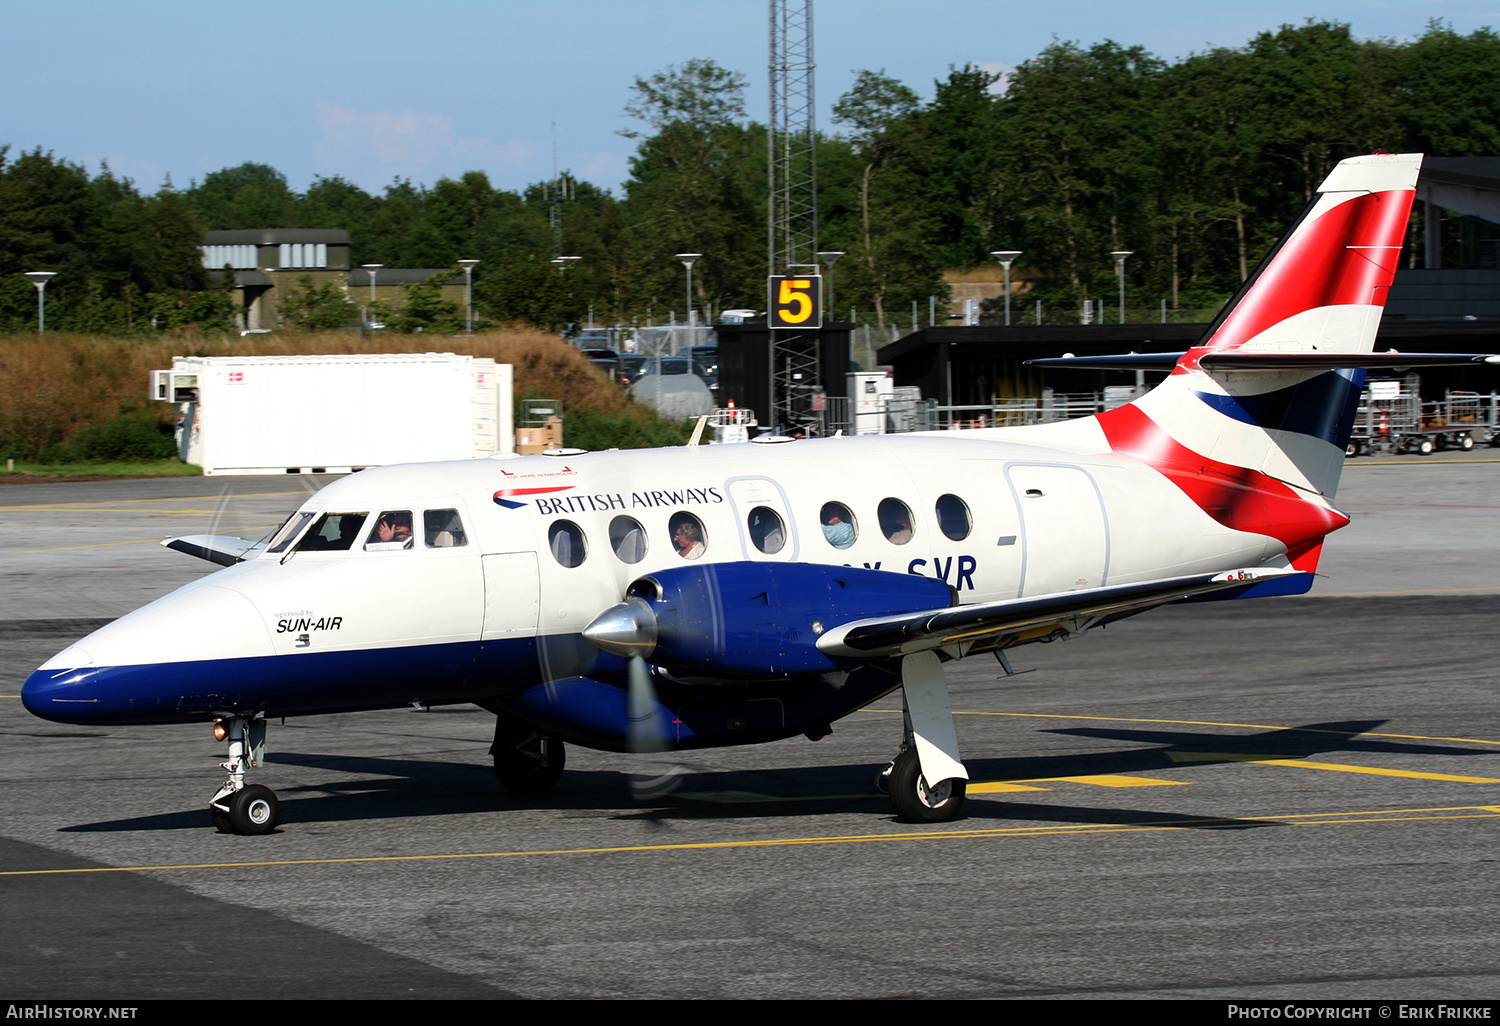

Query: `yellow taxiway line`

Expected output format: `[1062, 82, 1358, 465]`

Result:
[1166, 751, 1500, 782]
[4, 804, 1497, 878]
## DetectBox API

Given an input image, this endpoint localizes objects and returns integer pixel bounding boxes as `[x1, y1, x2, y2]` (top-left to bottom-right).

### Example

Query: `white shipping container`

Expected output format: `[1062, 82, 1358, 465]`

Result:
[154, 353, 513, 475]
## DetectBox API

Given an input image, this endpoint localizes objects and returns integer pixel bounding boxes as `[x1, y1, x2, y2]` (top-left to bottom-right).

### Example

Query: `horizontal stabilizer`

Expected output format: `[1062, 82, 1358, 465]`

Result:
[1027, 353, 1186, 370]
[816, 567, 1301, 658]
[162, 535, 265, 566]
[1030, 351, 1497, 371]
[1199, 351, 1499, 370]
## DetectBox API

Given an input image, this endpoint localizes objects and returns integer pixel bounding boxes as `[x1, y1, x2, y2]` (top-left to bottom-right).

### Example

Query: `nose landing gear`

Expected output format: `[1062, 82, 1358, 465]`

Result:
[210, 715, 280, 835]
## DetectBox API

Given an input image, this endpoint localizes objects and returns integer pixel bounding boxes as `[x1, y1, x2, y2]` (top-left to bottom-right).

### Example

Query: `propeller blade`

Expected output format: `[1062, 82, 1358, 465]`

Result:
[627, 654, 680, 799]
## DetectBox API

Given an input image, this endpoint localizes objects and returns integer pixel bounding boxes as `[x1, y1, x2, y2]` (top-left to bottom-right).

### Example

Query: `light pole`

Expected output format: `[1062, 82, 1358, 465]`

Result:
[24, 272, 56, 334]
[676, 253, 701, 328]
[362, 264, 383, 325]
[551, 256, 581, 331]
[815, 251, 844, 322]
[1111, 251, 1133, 325]
[989, 251, 1022, 326]
[458, 259, 479, 335]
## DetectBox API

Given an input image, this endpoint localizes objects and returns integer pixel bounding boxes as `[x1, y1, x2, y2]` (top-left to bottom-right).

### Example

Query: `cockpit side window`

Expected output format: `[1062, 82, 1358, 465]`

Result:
[265, 511, 315, 554]
[424, 509, 468, 548]
[297, 512, 370, 552]
[364, 510, 414, 551]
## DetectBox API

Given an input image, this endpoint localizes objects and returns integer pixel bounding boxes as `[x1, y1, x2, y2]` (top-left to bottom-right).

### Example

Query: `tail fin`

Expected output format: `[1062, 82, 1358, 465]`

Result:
[1099, 152, 1420, 496]
[1091, 153, 1421, 576]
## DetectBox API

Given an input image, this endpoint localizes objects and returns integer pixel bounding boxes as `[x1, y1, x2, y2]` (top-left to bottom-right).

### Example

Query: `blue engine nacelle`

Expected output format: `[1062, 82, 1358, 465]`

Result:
[584, 561, 956, 678]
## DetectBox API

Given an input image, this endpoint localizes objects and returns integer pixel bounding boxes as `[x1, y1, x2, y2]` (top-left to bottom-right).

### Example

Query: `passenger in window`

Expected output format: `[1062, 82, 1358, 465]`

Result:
[879, 500, 914, 545]
[366, 511, 413, 551]
[670, 513, 706, 560]
[820, 503, 855, 549]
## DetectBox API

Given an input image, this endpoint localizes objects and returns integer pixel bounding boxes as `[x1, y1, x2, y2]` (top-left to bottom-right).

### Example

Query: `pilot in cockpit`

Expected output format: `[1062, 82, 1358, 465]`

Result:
[366, 510, 414, 551]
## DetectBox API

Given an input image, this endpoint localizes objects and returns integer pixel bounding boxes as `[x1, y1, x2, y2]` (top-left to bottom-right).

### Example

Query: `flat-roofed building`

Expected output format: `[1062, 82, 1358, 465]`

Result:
[201, 228, 465, 331]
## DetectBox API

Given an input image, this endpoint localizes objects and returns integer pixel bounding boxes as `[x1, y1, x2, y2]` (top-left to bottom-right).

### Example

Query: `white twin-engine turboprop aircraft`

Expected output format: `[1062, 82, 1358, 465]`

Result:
[23, 153, 1496, 834]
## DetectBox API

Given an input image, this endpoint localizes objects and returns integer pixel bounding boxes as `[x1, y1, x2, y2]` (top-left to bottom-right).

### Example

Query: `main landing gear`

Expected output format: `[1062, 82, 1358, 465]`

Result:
[490, 716, 566, 794]
[209, 715, 280, 835]
[880, 651, 968, 823]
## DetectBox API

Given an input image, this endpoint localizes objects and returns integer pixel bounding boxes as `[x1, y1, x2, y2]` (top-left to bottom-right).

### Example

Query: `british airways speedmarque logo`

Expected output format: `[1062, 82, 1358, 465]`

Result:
[493, 485, 574, 510]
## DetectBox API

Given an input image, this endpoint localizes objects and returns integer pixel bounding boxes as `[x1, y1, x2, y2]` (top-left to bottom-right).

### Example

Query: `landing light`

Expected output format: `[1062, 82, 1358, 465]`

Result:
[213, 719, 228, 742]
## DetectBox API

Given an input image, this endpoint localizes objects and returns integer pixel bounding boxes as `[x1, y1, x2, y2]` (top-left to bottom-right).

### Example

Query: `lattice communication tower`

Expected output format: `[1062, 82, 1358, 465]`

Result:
[768, 0, 821, 432]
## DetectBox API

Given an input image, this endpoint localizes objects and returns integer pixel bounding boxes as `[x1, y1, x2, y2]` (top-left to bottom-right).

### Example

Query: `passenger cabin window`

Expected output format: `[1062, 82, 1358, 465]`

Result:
[748, 506, 786, 554]
[820, 501, 856, 549]
[609, 515, 648, 564]
[935, 494, 972, 541]
[549, 520, 587, 567]
[266, 511, 315, 554]
[669, 511, 706, 560]
[878, 498, 914, 545]
[298, 512, 369, 552]
[364, 510, 414, 551]
[424, 509, 467, 548]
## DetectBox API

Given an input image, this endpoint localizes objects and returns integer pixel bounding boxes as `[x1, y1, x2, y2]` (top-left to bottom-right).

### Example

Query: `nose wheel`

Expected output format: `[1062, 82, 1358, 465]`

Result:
[209, 715, 281, 834]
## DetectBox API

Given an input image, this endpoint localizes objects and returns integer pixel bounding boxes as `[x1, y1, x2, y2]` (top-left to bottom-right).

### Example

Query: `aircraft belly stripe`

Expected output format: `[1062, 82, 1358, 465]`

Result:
[22, 638, 538, 725]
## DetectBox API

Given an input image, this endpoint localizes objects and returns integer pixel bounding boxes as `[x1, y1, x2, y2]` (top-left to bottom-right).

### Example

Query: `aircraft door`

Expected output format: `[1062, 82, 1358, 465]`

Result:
[1006, 464, 1110, 596]
[475, 551, 543, 688]
[725, 477, 798, 561]
[481, 551, 540, 639]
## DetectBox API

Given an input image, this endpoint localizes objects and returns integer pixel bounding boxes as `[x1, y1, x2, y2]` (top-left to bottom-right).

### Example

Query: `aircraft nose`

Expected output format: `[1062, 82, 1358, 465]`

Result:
[22, 656, 100, 722]
[22, 582, 276, 725]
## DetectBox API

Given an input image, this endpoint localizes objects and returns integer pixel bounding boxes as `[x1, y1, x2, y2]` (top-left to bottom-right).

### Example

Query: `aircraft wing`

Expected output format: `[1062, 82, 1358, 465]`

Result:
[161, 534, 266, 566]
[816, 567, 1298, 659]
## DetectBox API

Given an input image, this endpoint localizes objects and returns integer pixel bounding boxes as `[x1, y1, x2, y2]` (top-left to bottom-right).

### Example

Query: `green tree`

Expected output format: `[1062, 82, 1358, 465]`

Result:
[187, 162, 297, 229]
[388, 270, 461, 333]
[832, 70, 932, 326]
[277, 274, 358, 330]
[618, 59, 766, 316]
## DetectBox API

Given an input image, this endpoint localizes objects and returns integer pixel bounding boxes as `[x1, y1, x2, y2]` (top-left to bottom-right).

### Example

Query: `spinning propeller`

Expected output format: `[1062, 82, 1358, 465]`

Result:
[583, 596, 681, 797]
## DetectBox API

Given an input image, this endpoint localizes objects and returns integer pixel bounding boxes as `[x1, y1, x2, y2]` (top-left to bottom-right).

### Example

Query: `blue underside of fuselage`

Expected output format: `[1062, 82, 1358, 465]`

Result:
[21, 636, 905, 752]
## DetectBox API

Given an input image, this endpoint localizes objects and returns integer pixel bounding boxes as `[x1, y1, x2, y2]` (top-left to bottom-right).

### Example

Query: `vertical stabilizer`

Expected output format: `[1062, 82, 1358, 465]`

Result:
[1101, 153, 1421, 505]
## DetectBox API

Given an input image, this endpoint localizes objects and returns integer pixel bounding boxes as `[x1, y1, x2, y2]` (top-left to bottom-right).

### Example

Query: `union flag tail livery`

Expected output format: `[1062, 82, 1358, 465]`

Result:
[1120, 152, 1419, 500]
[1028, 153, 1423, 578]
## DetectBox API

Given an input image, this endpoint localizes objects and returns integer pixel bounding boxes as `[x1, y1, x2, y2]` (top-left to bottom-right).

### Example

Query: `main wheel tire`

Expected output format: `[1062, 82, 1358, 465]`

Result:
[888, 748, 966, 823]
[228, 784, 279, 835]
[493, 734, 566, 794]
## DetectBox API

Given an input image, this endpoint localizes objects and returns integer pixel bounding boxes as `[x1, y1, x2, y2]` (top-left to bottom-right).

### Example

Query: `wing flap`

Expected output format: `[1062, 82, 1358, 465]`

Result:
[816, 567, 1300, 658]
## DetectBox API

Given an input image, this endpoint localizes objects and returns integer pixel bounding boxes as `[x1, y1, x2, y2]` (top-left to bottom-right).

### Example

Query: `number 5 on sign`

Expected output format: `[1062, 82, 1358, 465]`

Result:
[768, 275, 822, 329]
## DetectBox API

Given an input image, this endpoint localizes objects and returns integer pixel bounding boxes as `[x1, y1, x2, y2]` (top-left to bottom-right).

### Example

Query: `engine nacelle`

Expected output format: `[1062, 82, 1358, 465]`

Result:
[584, 561, 955, 677]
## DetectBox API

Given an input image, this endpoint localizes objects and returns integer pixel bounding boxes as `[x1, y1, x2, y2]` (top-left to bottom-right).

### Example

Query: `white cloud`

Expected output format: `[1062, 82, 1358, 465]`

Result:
[315, 101, 538, 187]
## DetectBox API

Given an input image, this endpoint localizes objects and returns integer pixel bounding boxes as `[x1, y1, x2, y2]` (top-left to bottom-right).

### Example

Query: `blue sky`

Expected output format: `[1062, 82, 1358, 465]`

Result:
[4, 0, 1496, 197]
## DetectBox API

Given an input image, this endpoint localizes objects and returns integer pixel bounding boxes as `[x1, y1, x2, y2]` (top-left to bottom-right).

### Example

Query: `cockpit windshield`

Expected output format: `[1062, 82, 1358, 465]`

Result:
[264, 512, 315, 554]
[297, 512, 370, 552]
